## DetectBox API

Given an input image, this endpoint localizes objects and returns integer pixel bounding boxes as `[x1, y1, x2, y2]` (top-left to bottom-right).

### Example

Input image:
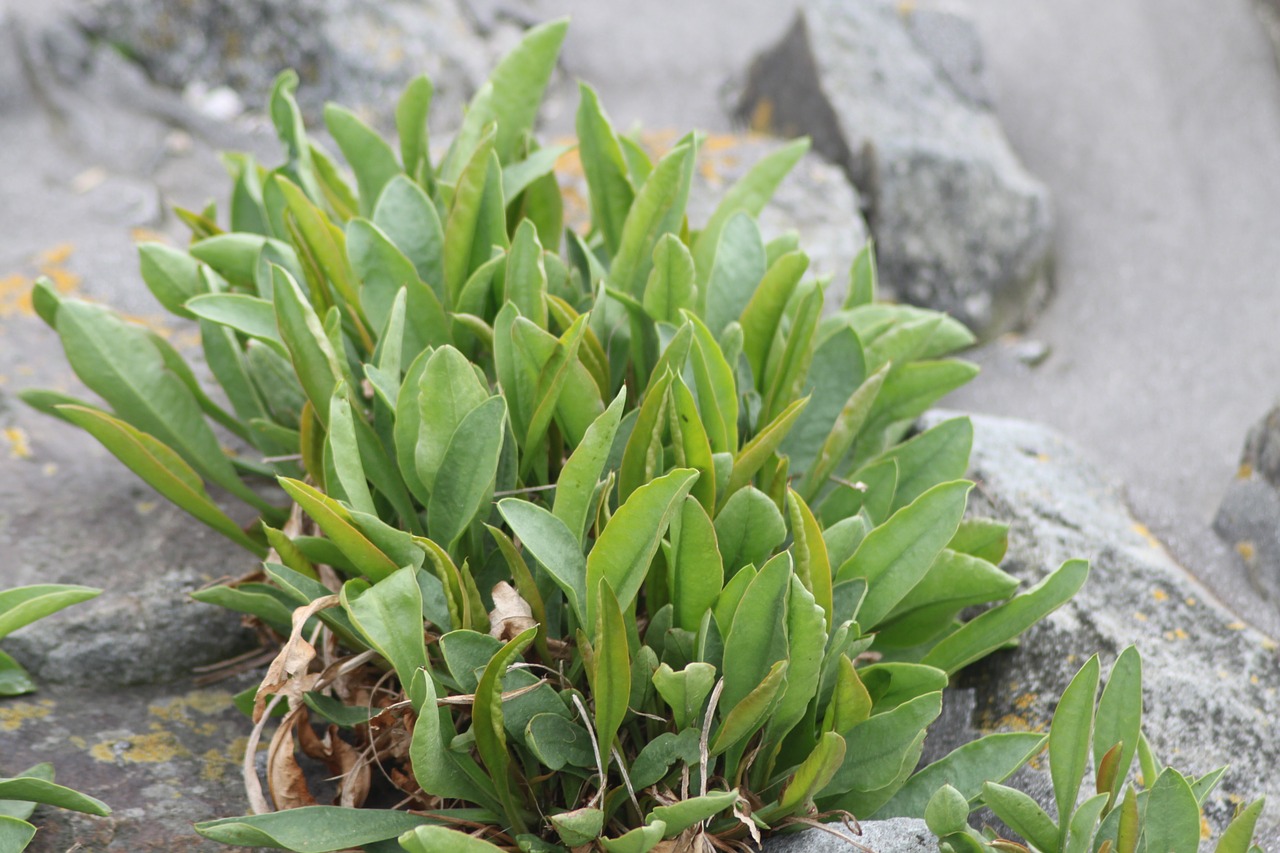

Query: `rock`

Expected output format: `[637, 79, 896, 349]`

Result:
[77, 0, 524, 128]
[558, 132, 870, 311]
[5, 679, 259, 852]
[1213, 406, 1280, 602]
[733, 0, 1054, 339]
[921, 411, 1280, 847]
[764, 818, 936, 852]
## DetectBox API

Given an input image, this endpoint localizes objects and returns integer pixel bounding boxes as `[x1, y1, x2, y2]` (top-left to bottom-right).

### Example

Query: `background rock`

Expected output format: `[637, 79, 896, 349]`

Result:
[733, 0, 1053, 339]
[77, 0, 526, 128]
[923, 411, 1280, 847]
[1213, 405, 1280, 604]
[765, 818, 936, 852]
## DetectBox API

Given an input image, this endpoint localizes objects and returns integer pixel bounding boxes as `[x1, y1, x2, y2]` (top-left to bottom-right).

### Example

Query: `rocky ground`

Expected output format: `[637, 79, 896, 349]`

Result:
[5, 0, 1280, 849]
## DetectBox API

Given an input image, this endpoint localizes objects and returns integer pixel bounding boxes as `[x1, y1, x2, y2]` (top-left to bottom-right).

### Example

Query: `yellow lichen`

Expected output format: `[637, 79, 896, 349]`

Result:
[0, 700, 54, 732]
[1237, 541, 1257, 561]
[1227, 621, 1247, 631]
[4, 427, 31, 459]
[749, 98, 774, 133]
[1132, 523, 1162, 549]
[90, 726, 191, 764]
[1152, 588, 1169, 602]
[1014, 693, 1038, 710]
[1133, 612, 1148, 622]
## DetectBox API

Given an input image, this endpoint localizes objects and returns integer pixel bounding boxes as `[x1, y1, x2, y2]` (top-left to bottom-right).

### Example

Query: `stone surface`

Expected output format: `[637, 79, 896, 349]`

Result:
[3, 679, 258, 852]
[922, 411, 1280, 848]
[733, 0, 1053, 339]
[764, 818, 936, 852]
[77, 0, 523, 128]
[1213, 406, 1280, 604]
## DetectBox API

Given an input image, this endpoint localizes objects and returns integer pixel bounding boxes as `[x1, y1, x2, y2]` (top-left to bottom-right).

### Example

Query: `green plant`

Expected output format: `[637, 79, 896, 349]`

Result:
[22, 20, 1093, 853]
[0, 585, 111, 848]
[925, 647, 1265, 853]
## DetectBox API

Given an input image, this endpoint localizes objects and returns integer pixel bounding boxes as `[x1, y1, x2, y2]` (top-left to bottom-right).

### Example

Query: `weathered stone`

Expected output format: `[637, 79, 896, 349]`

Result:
[77, 0, 523, 128]
[920, 411, 1280, 847]
[734, 0, 1053, 338]
[5, 679, 258, 852]
[1212, 406, 1280, 604]
[558, 132, 869, 310]
[764, 818, 936, 852]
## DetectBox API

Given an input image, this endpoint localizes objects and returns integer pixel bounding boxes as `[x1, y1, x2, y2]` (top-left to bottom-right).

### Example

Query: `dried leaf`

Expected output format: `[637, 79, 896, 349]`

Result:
[255, 595, 340, 721]
[488, 581, 537, 641]
[267, 708, 317, 810]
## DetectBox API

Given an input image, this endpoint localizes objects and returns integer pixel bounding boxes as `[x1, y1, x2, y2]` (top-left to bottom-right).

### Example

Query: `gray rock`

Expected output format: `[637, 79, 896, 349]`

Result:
[78, 0, 522, 128]
[733, 0, 1054, 339]
[765, 818, 936, 852]
[922, 411, 1280, 847]
[1213, 406, 1280, 603]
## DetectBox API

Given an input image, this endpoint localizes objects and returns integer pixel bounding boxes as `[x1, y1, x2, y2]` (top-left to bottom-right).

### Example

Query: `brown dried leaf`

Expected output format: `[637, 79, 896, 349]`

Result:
[254, 595, 340, 721]
[267, 708, 316, 811]
[488, 581, 537, 641]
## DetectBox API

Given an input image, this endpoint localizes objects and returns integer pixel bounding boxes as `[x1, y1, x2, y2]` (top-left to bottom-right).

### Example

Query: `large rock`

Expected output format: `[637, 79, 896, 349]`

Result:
[76, 0, 524, 126]
[925, 411, 1280, 847]
[734, 0, 1053, 339]
[1213, 405, 1280, 603]
[765, 818, 935, 852]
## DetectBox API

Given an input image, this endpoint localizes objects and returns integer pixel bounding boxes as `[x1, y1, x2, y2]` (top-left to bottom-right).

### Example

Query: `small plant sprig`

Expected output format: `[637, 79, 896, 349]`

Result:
[0, 585, 111, 849]
[926, 647, 1265, 853]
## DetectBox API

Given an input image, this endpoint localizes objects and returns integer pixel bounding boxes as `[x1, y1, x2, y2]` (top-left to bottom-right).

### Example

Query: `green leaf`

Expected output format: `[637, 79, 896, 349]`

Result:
[1049, 655, 1100, 844]
[444, 132, 507, 305]
[823, 691, 943, 796]
[1065, 792, 1108, 853]
[503, 144, 572, 203]
[326, 393, 376, 515]
[838, 480, 972, 627]
[982, 781, 1059, 853]
[922, 559, 1090, 674]
[551, 808, 604, 848]
[428, 396, 507, 548]
[651, 662, 717, 733]
[703, 212, 767, 338]
[342, 567, 428, 705]
[599, 821, 668, 853]
[279, 477, 399, 580]
[668, 497, 724, 632]
[947, 519, 1010, 565]
[415, 346, 490, 496]
[1093, 645, 1142, 808]
[525, 713, 595, 771]
[610, 143, 695, 298]
[590, 580, 631, 757]
[393, 348, 434, 505]
[0, 652, 36, 698]
[875, 732, 1048, 819]
[714, 486, 786, 576]
[395, 75, 432, 186]
[0, 584, 101, 640]
[1216, 797, 1265, 853]
[138, 242, 205, 319]
[473, 625, 538, 833]
[498, 498, 587, 627]
[553, 389, 626, 543]
[401, 825, 509, 853]
[761, 283, 823, 424]
[643, 234, 696, 324]
[56, 406, 266, 555]
[196, 806, 433, 851]
[274, 175, 365, 321]
[372, 175, 445, 294]
[267, 70, 321, 203]
[869, 360, 979, 428]
[619, 369, 673, 501]
[766, 576, 826, 748]
[324, 103, 402, 216]
[1144, 769, 1202, 853]
[868, 416, 974, 513]
[740, 252, 808, 390]
[684, 310, 738, 454]
[0, 777, 109, 816]
[54, 300, 262, 507]
[724, 396, 809, 501]
[0, 764, 53, 820]
[775, 731, 847, 815]
[185, 293, 287, 354]
[786, 489, 833, 626]
[409, 671, 496, 806]
[650, 789, 741, 837]
[0, 817, 34, 851]
[692, 137, 809, 284]
[713, 658, 789, 757]
[271, 264, 345, 426]
[721, 553, 791, 712]
[586, 468, 699, 625]
[845, 241, 878, 308]
[576, 83, 634, 257]
[347, 218, 449, 353]
[875, 549, 1019, 648]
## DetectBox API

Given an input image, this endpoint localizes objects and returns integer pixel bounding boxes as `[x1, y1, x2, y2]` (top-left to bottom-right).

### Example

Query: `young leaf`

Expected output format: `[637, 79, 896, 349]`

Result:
[553, 389, 626, 544]
[590, 580, 631, 758]
[428, 396, 507, 549]
[1049, 655, 1100, 845]
[1143, 769, 1201, 853]
[576, 83, 634, 257]
[395, 74, 433, 186]
[498, 498, 588, 627]
[668, 497, 724, 632]
[0, 585, 101, 640]
[415, 345, 490, 496]
[643, 234, 696, 323]
[609, 143, 695, 299]
[341, 566, 428, 705]
[1216, 797, 1265, 853]
[372, 175, 445, 293]
[324, 103, 401, 216]
[196, 806, 433, 852]
[714, 487, 786, 576]
[702, 211, 767, 339]
[982, 781, 1060, 853]
[1093, 645, 1142, 809]
[473, 625, 538, 833]
[272, 265, 345, 426]
[721, 553, 791, 712]
[0, 777, 109, 816]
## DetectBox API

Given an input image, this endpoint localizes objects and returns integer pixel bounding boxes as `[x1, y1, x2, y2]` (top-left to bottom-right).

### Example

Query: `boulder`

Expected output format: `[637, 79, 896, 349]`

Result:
[1213, 405, 1280, 603]
[76, 0, 524, 127]
[733, 0, 1053, 339]
[922, 411, 1280, 847]
[765, 818, 935, 852]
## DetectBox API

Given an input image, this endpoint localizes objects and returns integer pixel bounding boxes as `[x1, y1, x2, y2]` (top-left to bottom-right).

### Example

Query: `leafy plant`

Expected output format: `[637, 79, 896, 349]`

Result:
[22, 19, 1093, 853]
[925, 647, 1265, 853]
[0, 585, 111, 848]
